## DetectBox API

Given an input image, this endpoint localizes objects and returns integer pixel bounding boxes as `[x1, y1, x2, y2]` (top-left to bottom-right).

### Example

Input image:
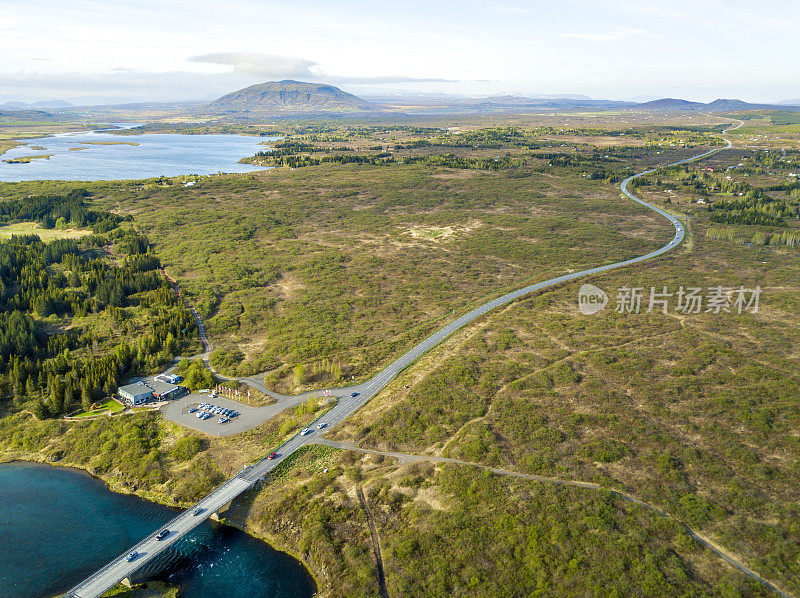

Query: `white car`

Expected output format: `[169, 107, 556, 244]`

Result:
[300, 428, 312, 436]
[317, 422, 326, 429]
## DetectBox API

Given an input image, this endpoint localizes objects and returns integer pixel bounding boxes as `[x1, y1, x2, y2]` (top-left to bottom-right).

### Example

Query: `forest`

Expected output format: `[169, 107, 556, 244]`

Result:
[0, 191, 197, 418]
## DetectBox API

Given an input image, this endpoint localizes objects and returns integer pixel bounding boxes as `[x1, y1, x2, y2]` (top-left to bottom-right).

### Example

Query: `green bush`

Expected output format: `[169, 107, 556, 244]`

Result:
[171, 435, 204, 462]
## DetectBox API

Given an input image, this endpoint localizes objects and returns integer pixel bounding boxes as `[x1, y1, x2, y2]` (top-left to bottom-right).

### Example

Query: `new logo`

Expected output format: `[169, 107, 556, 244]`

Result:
[578, 284, 608, 315]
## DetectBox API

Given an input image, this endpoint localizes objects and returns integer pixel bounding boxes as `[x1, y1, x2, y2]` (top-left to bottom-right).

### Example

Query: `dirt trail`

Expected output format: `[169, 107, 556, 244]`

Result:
[357, 485, 390, 598]
[317, 439, 793, 598]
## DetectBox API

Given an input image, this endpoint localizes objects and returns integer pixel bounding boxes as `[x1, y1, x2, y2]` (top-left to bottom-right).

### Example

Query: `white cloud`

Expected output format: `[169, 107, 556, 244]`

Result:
[189, 53, 319, 78]
[188, 52, 453, 85]
[486, 2, 531, 14]
[0, 17, 19, 29]
[563, 27, 647, 42]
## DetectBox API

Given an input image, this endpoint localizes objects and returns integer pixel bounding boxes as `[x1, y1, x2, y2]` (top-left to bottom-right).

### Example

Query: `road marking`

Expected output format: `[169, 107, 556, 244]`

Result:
[66, 132, 742, 598]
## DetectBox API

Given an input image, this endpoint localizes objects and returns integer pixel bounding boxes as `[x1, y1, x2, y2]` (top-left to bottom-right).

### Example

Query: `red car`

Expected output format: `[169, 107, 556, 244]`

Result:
[268, 452, 277, 460]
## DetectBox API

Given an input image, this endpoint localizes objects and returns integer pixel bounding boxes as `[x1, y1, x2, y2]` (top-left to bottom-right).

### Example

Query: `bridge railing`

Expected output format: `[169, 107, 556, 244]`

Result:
[62, 475, 254, 597]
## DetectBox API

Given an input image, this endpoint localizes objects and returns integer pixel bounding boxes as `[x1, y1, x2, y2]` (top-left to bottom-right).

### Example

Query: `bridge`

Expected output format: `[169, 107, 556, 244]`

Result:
[63, 136, 739, 598]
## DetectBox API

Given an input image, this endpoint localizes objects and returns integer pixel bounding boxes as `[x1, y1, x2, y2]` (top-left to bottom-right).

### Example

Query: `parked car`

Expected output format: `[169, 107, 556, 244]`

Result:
[268, 452, 277, 459]
[218, 417, 229, 424]
[188, 408, 197, 413]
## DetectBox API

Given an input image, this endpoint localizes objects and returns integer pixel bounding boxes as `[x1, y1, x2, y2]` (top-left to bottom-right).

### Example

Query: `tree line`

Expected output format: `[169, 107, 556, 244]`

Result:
[0, 191, 197, 418]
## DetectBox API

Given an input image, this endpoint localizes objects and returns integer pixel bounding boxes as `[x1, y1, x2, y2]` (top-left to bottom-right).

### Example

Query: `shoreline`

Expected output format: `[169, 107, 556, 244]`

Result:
[0, 456, 322, 597]
[0, 141, 22, 158]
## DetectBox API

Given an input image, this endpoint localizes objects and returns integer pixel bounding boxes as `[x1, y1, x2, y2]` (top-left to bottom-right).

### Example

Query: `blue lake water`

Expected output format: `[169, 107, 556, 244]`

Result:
[0, 462, 315, 598]
[0, 124, 275, 182]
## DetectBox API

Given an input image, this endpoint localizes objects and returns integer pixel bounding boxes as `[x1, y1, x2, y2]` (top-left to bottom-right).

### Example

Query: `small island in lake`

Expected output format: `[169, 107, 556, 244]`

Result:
[3, 154, 54, 163]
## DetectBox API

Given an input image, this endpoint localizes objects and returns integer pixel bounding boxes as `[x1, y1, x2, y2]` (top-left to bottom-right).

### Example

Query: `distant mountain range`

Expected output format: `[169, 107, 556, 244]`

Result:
[0, 100, 74, 109]
[201, 80, 377, 116]
[3, 82, 800, 119]
[636, 97, 800, 111]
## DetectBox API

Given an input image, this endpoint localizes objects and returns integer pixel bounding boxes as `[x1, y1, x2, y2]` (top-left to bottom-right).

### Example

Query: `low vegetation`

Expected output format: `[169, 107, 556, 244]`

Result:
[331, 139, 800, 595]
[1, 114, 798, 596]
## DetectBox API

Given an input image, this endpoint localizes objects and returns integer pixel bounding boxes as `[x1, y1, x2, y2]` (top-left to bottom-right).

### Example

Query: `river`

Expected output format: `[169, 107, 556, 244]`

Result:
[0, 462, 315, 598]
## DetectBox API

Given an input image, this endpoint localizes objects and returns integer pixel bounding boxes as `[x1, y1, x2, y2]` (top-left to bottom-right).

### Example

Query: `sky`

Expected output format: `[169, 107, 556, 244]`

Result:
[1, 0, 800, 105]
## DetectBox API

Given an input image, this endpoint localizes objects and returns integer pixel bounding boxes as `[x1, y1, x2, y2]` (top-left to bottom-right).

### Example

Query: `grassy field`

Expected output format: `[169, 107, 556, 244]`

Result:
[0, 121, 100, 157]
[328, 144, 800, 595]
[72, 399, 125, 418]
[12, 151, 694, 391]
[1, 114, 797, 596]
[0, 140, 19, 156]
[0, 221, 92, 241]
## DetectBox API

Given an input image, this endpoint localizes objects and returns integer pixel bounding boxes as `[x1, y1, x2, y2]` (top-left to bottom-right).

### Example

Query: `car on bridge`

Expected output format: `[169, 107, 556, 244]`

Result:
[125, 551, 139, 562]
[193, 507, 204, 516]
[155, 529, 170, 541]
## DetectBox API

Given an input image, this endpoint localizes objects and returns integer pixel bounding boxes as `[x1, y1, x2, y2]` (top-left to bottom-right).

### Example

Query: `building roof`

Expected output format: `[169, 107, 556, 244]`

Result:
[119, 382, 154, 396]
[119, 379, 179, 396]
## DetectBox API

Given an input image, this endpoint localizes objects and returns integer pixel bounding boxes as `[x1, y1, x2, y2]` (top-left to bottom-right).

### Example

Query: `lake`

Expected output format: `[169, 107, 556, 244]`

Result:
[0, 124, 275, 182]
[0, 461, 315, 598]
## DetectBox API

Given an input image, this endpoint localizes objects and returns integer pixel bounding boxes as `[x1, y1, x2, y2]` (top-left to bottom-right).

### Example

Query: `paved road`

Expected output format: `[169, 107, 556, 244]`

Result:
[65, 476, 253, 598]
[64, 131, 741, 598]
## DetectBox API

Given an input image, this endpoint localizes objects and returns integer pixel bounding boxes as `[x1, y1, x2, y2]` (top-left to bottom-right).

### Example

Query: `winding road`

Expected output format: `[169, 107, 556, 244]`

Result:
[65, 121, 791, 598]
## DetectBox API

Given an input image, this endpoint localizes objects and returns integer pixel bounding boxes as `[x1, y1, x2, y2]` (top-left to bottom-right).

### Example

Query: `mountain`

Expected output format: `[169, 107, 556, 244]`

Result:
[636, 97, 800, 112]
[706, 98, 763, 111]
[202, 80, 376, 116]
[776, 98, 800, 106]
[0, 100, 73, 109]
[636, 98, 706, 110]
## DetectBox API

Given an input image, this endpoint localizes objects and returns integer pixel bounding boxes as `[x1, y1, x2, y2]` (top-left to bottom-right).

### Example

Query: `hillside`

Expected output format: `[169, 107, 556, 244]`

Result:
[637, 98, 706, 110]
[202, 80, 376, 116]
[636, 97, 800, 112]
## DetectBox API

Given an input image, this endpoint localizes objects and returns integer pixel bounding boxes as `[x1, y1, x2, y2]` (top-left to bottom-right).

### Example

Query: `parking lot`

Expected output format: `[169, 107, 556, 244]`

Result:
[160, 393, 284, 436]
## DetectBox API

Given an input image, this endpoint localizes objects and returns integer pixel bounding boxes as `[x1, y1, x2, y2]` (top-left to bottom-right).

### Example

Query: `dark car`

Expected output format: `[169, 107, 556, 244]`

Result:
[351, 392, 359, 397]
[268, 452, 277, 460]
[155, 529, 170, 541]
[193, 507, 204, 516]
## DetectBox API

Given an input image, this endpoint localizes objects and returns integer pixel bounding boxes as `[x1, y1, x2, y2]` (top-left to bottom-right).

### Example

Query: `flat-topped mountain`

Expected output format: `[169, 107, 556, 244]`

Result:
[202, 80, 376, 116]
